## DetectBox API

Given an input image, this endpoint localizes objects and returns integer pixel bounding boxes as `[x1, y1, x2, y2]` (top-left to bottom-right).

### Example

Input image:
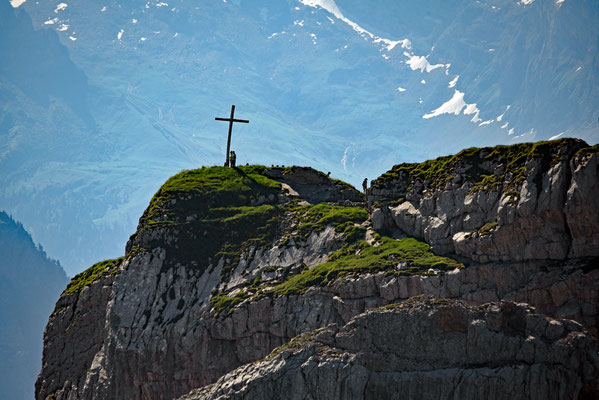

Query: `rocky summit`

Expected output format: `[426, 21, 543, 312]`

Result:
[36, 139, 599, 400]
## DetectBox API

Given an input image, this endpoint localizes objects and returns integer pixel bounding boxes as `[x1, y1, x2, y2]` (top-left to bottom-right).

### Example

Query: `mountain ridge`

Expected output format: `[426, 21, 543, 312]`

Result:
[36, 138, 599, 399]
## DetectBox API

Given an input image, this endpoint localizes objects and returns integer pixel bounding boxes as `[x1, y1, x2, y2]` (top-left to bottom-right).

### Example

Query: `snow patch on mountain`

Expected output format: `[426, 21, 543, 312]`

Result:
[9, 0, 27, 7]
[423, 90, 480, 122]
[511, 128, 535, 139]
[549, 131, 565, 140]
[464, 103, 481, 123]
[374, 38, 411, 52]
[298, 0, 410, 54]
[299, 0, 496, 134]
[406, 55, 447, 73]
[448, 75, 459, 88]
[341, 143, 357, 170]
[496, 105, 511, 122]
[54, 3, 67, 13]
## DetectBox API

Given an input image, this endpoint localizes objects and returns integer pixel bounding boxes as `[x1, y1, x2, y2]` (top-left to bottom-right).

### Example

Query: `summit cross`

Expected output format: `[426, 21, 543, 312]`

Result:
[215, 105, 249, 167]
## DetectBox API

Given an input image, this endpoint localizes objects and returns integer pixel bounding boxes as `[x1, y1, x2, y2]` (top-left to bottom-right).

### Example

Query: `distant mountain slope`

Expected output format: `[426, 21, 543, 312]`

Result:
[0, 211, 68, 400]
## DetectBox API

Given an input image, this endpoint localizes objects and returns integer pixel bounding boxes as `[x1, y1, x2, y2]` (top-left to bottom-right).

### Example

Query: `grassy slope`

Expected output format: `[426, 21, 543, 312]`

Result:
[141, 165, 282, 226]
[272, 236, 463, 296]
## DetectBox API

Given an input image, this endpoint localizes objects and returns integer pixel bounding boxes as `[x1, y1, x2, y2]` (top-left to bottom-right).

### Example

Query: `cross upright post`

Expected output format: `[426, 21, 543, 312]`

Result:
[215, 105, 249, 167]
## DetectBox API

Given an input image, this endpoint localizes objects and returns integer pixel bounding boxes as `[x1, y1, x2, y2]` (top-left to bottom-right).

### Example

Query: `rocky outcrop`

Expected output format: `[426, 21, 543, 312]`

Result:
[59, 228, 348, 400]
[36, 273, 116, 400]
[36, 166, 367, 400]
[37, 247, 599, 400]
[369, 139, 599, 263]
[182, 298, 599, 400]
[264, 166, 364, 205]
[36, 143, 599, 400]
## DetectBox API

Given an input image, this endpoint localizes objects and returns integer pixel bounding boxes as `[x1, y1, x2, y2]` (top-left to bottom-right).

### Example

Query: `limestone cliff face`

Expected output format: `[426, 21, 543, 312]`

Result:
[183, 298, 599, 400]
[369, 138, 599, 263]
[37, 274, 115, 399]
[36, 143, 599, 400]
[36, 166, 367, 399]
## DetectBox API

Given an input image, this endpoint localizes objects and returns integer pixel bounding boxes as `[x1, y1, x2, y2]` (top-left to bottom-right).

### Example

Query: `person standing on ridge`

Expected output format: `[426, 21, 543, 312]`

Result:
[230, 151, 237, 168]
[362, 178, 368, 194]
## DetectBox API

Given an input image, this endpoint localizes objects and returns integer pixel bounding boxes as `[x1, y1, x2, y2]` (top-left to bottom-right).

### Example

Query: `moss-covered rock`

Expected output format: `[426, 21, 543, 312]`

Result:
[272, 236, 463, 296]
[372, 138, 587, 197]
[63, 257, 124, 295]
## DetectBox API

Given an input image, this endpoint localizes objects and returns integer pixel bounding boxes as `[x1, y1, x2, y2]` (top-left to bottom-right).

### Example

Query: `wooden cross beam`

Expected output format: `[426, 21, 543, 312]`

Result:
[215, 105, 249, 167]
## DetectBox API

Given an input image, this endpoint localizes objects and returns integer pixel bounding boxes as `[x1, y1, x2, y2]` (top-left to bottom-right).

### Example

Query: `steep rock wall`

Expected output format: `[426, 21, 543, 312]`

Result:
[36, 273, 116, 399]
[36, 166, 368, 400]
[36, 146, 599, 400]
[37, 250, 598, 399]
[183, 298, 599, 400]
[369, 139, 599, 263]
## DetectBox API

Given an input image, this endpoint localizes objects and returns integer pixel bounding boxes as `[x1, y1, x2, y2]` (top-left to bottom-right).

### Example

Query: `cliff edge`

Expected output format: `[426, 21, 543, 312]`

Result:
[36, 140, 599, 400]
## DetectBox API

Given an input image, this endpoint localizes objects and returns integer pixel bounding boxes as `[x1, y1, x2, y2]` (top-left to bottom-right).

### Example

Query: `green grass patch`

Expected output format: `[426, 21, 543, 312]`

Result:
[575, 144, 599, 160]
[478, 221, 498, 236]
[210, 291, 251, 316]
[140, 165, 282, 226]
[278, 166, 356, 190]
[272, 237, 463, 296]
[374, 155, 456, 189]
[63, 257, 124, 295]
[290, 203, 368, 242]
[465, 221, 499, 239]
[266, 328, 326, 360]
[176, 203, 282, 280]
[131, 165, 369, 287]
